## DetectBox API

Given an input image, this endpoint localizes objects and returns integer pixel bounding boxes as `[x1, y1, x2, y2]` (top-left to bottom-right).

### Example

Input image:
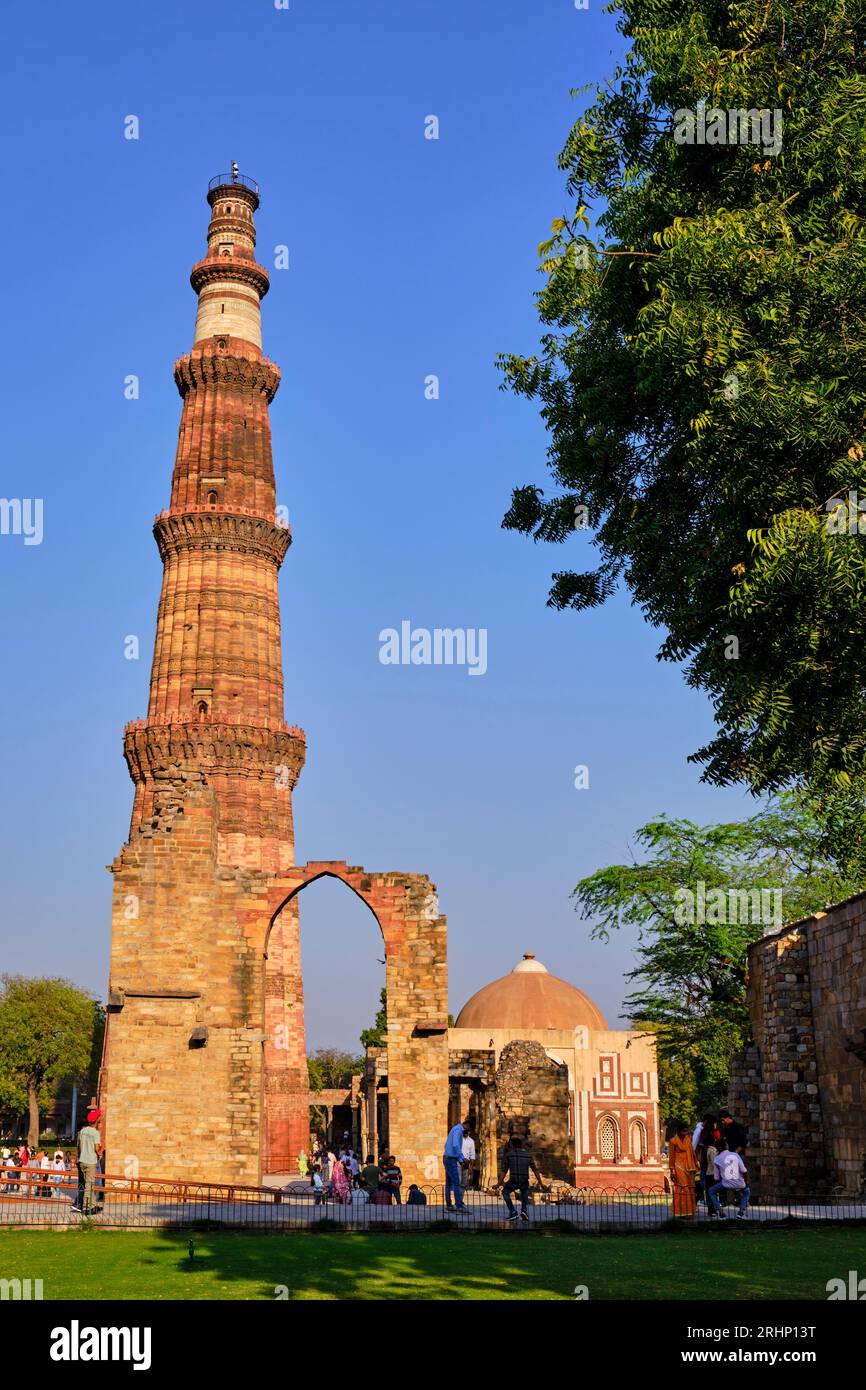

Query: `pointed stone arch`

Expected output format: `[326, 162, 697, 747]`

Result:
[248, 861, 449, 1187]
[598, 1113, 620, 1163]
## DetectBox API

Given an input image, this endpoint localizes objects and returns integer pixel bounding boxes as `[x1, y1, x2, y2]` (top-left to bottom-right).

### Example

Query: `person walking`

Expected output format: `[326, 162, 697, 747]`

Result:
[72, 1109, 103, 1216]
[331, 1154, 350, 1204]
[501, 1137, 547, 1222]
[668, 1121, 698, 1218]
[443, 1117, 470, 1212]
[310, 1163, 325, 1206]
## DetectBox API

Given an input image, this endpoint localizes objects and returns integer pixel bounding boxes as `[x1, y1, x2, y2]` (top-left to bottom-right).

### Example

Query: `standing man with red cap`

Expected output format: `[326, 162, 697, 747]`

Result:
[71, 1108, 103, 1216]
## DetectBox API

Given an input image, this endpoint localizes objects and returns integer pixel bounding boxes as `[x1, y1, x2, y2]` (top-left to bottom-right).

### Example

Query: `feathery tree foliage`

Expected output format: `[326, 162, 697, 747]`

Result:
[500, 0, 866, 869]
[574, 793, 860, 1114]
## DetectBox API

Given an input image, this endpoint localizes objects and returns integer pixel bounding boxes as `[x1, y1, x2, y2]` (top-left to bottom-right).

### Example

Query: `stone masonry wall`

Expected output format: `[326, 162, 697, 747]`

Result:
[729, 893, 866, 1196]
[726, 1045, 762, 1179]
[493, 1040, 572, 1183]
[103, 802, 450, 1191]
[805, 896, 866, 1194]
[104, 780, 268, 1187]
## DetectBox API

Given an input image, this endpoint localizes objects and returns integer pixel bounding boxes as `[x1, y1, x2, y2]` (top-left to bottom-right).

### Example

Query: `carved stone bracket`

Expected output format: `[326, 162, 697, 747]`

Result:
[123, 720, 306, 790]
[153, 510, 291, 566]
[174, 350, 280, 401]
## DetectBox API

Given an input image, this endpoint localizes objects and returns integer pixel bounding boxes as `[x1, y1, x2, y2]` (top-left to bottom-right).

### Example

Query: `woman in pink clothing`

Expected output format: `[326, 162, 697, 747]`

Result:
[330, 1154, 350, 1204]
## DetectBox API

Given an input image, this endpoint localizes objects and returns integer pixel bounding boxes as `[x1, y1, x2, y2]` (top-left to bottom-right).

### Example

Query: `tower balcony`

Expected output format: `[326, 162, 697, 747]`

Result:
[154, 503, 290, 536]
[190, 255, 270, 299]
[152, 508, 292, 566]
[124, 714, 305, 739]
[208, 171, 260, 201]
[173, 348, 280, 400]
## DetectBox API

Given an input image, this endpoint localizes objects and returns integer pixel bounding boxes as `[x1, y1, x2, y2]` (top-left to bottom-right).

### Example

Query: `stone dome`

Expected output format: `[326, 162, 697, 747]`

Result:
[454, 953, 608, 1032]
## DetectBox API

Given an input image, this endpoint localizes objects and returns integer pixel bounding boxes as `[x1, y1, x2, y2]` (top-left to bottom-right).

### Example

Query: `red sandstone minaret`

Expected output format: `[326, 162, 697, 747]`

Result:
[123, 170, 305, 875]
[120, 170, 309, 1166]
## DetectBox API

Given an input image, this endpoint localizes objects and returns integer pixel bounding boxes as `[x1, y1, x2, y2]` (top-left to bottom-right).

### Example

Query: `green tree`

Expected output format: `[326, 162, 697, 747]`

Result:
[574, 794, 859, 1115]
[358, 990, 453, 1053]
[306, 1048, 364, 1092]
[638, 1025, 698, 1128]
[0, 976, 102, 1145]
[499, 0, 866, 866]
[360, 987, 387, 1050]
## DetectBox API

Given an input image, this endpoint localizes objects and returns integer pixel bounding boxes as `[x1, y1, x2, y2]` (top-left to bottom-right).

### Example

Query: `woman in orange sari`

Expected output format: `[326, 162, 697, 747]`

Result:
[668, 1123, 698, 1217]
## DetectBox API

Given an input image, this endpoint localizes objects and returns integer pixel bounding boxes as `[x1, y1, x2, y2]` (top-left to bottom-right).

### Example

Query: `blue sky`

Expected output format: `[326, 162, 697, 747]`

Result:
[0, 0, 751, 1051]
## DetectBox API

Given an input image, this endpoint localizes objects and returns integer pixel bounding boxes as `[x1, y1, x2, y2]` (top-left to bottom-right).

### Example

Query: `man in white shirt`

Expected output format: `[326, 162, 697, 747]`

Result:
[708, 1144, 750, 1219]
[461, 1129, 476, 1189]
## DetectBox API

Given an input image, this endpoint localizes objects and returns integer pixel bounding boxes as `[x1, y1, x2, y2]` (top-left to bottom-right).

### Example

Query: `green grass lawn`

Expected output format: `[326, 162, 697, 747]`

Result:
[3, 1225, 865, 1300]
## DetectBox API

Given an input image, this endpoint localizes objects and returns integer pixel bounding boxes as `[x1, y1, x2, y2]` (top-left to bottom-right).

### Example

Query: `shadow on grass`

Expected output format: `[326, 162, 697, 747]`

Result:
[146, 1220, 866, 1301]
[6, 1221, 865, 1300]
[153, 1227, 583, 1301]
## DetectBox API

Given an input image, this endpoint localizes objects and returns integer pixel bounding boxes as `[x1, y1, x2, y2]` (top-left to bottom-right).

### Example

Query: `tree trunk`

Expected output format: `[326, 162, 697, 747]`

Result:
[27, 1083, 40, 1148]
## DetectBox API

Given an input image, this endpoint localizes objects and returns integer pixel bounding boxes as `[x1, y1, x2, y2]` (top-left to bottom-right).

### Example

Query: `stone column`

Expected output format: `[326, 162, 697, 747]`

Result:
[263, 898, 309, 1171]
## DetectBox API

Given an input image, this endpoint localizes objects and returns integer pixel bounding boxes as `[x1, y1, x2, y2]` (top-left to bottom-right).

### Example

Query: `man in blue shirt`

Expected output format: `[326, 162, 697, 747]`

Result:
[443, 1118, 471, 1212]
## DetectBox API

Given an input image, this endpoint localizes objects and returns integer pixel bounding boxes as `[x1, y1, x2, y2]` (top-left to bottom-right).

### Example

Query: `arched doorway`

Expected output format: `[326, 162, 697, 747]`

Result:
[259, 862, 450, 1188]
[263, 873, 385, 1173]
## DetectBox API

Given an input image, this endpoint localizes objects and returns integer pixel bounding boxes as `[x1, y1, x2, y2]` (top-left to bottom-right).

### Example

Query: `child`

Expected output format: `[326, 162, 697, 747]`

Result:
[310, 1163, 325, 1206]
[708, 1142, 750, 1219]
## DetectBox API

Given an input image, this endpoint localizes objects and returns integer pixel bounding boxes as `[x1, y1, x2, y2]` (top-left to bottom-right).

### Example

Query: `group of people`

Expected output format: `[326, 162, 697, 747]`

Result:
[299, 1120, 547, 1219]
[299, 1144, 428, 1207]
[668, 1109, 751, 1219]
[0, 1108, 104, 1216]
[1, 1144, 71, 1195]
[445, 1118, 547, 1219]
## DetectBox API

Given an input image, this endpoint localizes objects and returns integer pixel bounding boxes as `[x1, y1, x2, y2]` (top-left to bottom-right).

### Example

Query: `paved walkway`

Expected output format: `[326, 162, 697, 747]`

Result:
[3, 1189, 866, 1230]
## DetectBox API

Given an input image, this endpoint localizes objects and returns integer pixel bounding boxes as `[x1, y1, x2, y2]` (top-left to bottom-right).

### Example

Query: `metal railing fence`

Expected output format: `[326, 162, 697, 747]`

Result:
[2, 1168, 865, 1231]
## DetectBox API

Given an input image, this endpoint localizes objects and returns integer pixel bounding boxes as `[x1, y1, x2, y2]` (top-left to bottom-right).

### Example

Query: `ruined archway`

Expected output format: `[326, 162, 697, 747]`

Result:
[256, 862, 449, 1188]
[271, 874, 385, 1165]
[104, 781, 450, 1192]
[261, 870, 384, 1174]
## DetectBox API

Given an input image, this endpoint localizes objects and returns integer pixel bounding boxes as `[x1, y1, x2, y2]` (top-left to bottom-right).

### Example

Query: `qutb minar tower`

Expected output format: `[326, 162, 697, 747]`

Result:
[102, 172, 448, 1189]
[124, 171, 304, 874]
[105, 171, 311, 1177]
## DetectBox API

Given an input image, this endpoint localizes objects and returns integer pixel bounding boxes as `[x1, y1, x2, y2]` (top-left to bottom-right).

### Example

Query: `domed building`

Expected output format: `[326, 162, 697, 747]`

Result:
[446, 953, 665, 1191]
[455, 952, 609, 1032]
